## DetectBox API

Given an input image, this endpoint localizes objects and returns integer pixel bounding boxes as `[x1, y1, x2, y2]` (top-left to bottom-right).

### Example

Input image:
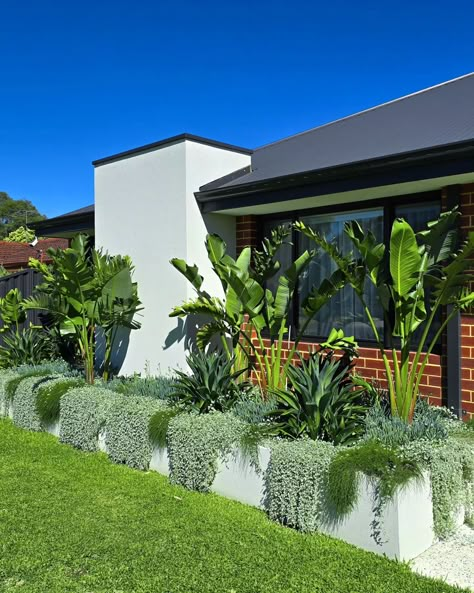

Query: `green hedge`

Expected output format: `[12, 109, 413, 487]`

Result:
[264, 440, 336, 532]
[106, 396, 170, 469]
[60, 386, 119, 452]
[11, 374, 60, 431]
[402, 437, 474, 537]
[36, 376, 85, 425]
[0, 370, 17, 416]
[167, 412, 244, 492]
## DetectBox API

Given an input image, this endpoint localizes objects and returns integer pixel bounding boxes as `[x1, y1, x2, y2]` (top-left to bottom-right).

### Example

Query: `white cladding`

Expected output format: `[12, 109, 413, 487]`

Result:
[94, 139, 250, 375]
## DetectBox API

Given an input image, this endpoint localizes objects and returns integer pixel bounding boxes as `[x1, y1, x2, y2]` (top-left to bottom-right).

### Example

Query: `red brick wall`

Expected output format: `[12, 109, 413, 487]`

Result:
[236, 215, 258, 254]
[459, 184, 474, 416]
[235, 184, 474, 418]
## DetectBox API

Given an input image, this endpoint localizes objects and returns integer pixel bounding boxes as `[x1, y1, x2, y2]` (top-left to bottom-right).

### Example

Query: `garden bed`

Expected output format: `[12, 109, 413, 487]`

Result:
[0, 367, 472, 563]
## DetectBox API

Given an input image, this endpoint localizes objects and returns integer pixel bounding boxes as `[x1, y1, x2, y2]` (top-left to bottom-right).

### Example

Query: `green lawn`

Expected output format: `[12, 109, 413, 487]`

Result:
[0, 419, 466, 593]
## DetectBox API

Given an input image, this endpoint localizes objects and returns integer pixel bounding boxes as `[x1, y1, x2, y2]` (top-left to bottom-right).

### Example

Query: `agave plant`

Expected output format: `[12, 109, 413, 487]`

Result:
[296, 208, 474, 422]
[0, 327, 55, 368]
[171, 350, 252, 414]
[270, 338, 368, 445]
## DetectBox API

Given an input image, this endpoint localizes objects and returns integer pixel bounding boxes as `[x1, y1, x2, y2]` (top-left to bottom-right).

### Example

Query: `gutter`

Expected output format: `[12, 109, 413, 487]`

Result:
[196, 140, 474, 213]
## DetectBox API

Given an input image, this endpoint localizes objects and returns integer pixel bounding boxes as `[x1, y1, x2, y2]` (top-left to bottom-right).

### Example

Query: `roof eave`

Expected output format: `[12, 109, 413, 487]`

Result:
[196, 140, 474, 213]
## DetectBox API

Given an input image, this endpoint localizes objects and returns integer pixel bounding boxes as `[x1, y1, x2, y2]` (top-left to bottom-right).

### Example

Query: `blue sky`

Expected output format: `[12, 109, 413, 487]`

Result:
[1, 0, 474, 218]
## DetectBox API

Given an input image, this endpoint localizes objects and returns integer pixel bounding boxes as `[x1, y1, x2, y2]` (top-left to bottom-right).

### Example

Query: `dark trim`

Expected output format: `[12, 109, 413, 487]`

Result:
[196, 140, 474, 213]
[32, 212, 94, 238]
[445, 185, 463, 416]
[200, 165, 252, 191]
[92, 133, 253, 167]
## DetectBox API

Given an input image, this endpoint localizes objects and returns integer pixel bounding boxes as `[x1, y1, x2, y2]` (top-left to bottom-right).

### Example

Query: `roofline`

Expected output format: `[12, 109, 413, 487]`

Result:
[32, 210, 94, 237]
[255, 72, 474, 151]
[196, 139, 474, 213]
[92, 133, 253, 167]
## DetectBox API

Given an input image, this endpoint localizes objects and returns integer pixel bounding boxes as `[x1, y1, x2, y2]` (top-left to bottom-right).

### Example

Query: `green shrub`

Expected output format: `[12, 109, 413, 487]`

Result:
[232, 392, 277, 424]
[0, 369, 17, 416]
[16, 360, 72, 376]
[11, 374, 61, 431]
[0, 327, 57, 369]
[106, 396, 170, 469]
[36, 377, 85, 424]
[60, 386, 119, 452]
[109, 374, 175, 401]
[172, 350, 251, 413]
[270, 352, 368, 444]
[362, 400, 452, 447]
[264, 439, 335, 532]
[402, 437, 474, 537]
[167, 412, 244, 491]
[4, 369, 57, 404]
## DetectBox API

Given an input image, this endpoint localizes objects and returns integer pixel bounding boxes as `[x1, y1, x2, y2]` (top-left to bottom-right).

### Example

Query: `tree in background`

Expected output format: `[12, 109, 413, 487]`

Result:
[0, 192, 45, 239]
[4, 226, 35, 243]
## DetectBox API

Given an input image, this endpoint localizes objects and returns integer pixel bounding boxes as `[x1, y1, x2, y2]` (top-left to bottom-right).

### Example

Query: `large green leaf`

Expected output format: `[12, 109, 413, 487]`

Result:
[206, 234, 227, 266]
[170, 259, 203, 290]
[274, 250, 313, 321]
[418, 208, 459, 265]
[344, 221, 385, 285]
[390, 218, 422, 296]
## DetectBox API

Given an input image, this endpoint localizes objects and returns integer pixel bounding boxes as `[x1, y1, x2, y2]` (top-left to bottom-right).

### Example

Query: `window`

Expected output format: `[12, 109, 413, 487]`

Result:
[261, 198, 440, 345]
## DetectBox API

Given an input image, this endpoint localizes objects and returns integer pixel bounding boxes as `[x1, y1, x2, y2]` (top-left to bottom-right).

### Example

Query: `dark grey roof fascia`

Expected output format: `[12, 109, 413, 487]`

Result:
[196, 139, 474, 213]
[92, 133, 253, 167]
[32, 205, 95, 236]
[199, 165, 253, 191]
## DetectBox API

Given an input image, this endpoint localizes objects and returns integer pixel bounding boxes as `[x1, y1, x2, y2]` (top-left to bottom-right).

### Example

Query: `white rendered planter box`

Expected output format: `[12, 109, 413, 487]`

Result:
[44, 420, 61, 437]
[98, 428, 107, 453]
[211, 446, 270, 509]
[149, 446, 170, 476]
[320, 473, 435, 560]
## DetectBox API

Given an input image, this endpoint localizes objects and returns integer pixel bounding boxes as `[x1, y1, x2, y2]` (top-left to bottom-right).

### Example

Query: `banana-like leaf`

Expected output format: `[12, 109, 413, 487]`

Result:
[390, 218, 422, 296]
[345, 220, 385, 285]
[224, 272, 265, 319]
[169, 296, 225, 319]
[274, 250, 313, 321]
[418, 208, 459, 264]
[302, 268, 347, 316]
[196, 320, 228, 351]
[170, 259, 203, 290]
[206, 234, 227, 266]
[432, 232, 474, 305]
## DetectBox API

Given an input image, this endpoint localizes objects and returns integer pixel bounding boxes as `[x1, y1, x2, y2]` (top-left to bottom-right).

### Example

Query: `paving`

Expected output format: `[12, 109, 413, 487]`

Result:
[411, 525, 474, 591]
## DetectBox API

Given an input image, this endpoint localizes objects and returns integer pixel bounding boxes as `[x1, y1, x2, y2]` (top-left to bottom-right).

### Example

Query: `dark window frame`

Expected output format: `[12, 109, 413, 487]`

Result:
[257, 190, 441, 350]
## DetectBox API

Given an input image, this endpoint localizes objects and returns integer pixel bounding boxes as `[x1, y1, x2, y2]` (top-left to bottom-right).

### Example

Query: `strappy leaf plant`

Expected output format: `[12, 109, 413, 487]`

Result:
[296, 208, 474, 422]
[170, 229, 347, 392]
[24, 234, 142, 383]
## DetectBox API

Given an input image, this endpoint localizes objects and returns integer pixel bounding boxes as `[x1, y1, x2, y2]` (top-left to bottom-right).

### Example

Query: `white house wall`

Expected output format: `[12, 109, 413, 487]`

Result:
[94, 139, 250, 376]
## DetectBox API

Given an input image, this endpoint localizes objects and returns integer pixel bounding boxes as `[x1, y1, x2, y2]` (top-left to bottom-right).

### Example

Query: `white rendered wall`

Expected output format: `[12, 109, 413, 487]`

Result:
[94, 140, 250, 375]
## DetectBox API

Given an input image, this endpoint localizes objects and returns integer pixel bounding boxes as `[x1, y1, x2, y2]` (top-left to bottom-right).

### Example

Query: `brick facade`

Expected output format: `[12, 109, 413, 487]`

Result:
[236, 184, 474, 419]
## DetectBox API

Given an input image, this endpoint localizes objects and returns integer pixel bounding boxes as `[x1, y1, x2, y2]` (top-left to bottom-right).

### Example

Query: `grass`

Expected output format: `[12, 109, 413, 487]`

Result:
[0, 420, 466, 593]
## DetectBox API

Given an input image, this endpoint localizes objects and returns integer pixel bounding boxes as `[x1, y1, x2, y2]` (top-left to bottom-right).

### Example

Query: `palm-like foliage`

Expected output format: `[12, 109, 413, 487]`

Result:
[170, 230, 347, 392]
[171, 350, 252, 413]
[270, 345, 368, 445]
[296, 208, 474, 422]
[25, 234, 142, 383]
